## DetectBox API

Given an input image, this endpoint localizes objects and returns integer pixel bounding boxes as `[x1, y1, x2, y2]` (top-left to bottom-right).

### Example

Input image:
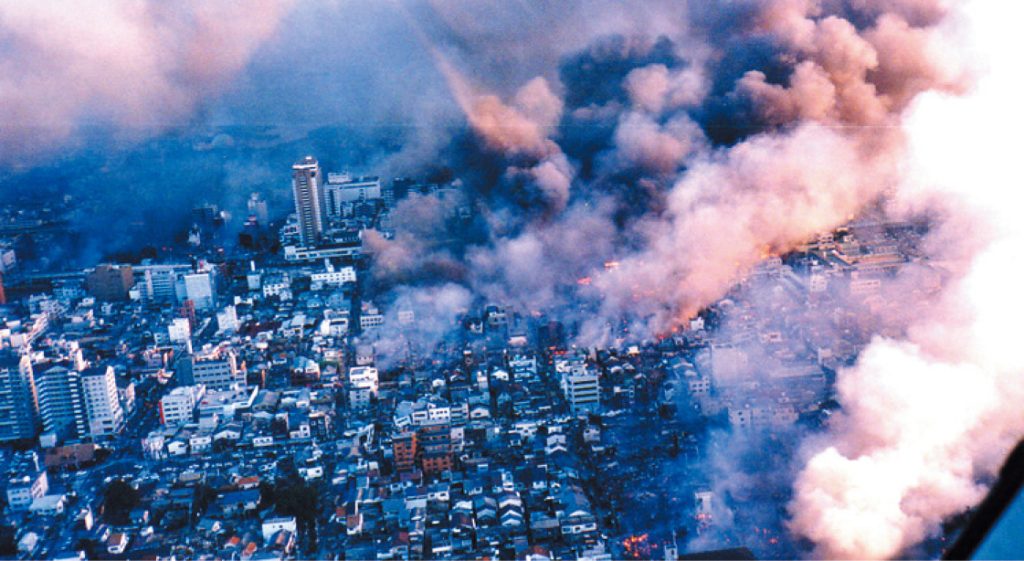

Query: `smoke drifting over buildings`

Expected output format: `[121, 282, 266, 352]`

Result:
[789, 4, 1024, 557]
[0, 0, 1019, 559]
[0, 0, 295, 164]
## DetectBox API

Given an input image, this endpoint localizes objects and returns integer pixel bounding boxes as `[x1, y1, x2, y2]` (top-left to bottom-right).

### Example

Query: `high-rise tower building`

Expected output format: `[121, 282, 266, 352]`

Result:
[36, 363, 87, 441]
[0, 351, 38, 442]
[292, 156, 324, 246]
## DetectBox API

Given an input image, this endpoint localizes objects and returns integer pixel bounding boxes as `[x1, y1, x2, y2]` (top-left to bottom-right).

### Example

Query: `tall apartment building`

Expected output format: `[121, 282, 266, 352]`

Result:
[36, 363, 87, 441]
[392, 430, 418, 473]
[292, 156, 324, 246]
[81, 365, 125, 437]
[0, 351, 38, 442]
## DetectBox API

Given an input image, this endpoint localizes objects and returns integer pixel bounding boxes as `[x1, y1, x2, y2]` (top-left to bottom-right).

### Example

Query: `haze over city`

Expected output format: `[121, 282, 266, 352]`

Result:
[0, 1, 1020, 560]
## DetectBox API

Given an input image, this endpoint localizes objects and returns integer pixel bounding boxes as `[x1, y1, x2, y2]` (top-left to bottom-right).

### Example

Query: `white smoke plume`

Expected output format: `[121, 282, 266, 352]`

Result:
[586, 0, 965, 338]
[0, 0, 294, 165]
[624, 63, 707, 114]
[435, 57, 575, 212]
[789, 2, 1024, 557]
[592, 123, 901, 337]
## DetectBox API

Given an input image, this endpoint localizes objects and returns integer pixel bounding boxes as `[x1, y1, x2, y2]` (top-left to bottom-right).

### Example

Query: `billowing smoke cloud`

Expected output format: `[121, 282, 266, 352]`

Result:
[0, 0, 294, 165]
[404, 2, 1010, 558]
[360, 282, 473, 371]
[397, 0, 967, 347]
[436, 60, 575, 213]
[591, 123, 898, 338]
[624, 63, 707, 114]
[789, 3, 1024, 556]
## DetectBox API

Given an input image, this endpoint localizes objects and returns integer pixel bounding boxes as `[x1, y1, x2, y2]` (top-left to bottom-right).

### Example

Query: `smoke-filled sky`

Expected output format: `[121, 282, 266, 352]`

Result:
[1, 0, 1021, 558]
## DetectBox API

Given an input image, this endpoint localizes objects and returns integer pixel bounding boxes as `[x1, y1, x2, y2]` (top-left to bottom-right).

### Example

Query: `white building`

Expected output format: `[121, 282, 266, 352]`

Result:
[81, 366, 125, 437]
[36, 365, 87, 441]
[216, 305, 240, 333]
[348, 366, 378, 410]
[262, 516, 297, 542]
[168, 318, 191, 344]
[262, 274, 290, 299]
[323, 173, 382, 219]
[197, 385, 258, 420]
[159, 385, 205, 426]
[179, 271, 216, 310]
[728, 402, 798, 430]
[560, 363, 600, 415]
[6, 452, 48, 511]
[0, 352, 38, 443]
[133, 264, 191, 302]
[360, 303, 384, 330]
[283, 242, 362, 263]
[310, 260, 356, 289]
[319, 314, 350, 338]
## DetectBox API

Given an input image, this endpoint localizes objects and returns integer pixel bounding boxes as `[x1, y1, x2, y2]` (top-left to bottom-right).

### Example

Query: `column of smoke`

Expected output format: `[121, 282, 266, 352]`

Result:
[789, 2, 1024, 558]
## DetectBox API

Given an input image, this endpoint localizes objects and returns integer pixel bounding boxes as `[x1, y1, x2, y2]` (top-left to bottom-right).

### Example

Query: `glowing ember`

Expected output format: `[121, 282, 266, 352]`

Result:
[623, 533, 652, 559]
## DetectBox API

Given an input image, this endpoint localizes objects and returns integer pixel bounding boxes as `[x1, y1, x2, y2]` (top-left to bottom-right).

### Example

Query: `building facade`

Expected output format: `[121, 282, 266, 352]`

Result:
[36, 364, 87, 441]
[292, 156, 324, 246]
[0, 352, 38, 442]
[81, 365, 125, 437]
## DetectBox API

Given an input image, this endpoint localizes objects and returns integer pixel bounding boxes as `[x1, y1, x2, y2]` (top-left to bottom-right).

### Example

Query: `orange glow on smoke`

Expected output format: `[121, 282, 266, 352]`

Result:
[623, 534, 652, 559]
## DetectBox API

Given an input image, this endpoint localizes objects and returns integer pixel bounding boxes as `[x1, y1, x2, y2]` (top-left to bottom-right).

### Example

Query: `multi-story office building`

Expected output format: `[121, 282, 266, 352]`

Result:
[247, 192, 269, 225]
[159, 385, 206, 426]
[132, 263, 192, 302]
[561, 364, 601, 415]
[323, 173, 382, 219]
[179, 348, 243, 390]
